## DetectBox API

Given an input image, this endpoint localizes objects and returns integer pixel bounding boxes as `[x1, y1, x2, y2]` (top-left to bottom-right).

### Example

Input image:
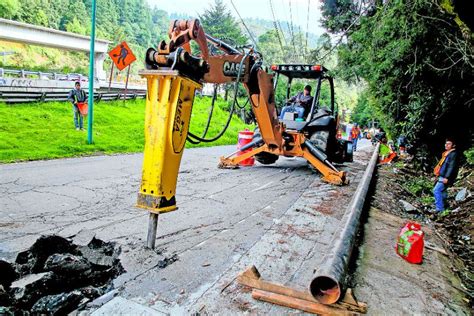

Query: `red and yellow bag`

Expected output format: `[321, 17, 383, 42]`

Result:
[396, 221, 424, 264]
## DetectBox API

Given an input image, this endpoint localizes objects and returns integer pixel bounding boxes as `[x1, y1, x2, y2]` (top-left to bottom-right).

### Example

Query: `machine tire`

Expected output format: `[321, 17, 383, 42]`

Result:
[309, 130, 329, 153]
[344, 141, 354, 162]
[253, 128, 279, 165]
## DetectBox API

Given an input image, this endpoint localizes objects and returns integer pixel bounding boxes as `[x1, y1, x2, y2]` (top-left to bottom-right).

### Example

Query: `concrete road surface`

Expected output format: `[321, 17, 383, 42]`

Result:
[1, 140, 373, 314]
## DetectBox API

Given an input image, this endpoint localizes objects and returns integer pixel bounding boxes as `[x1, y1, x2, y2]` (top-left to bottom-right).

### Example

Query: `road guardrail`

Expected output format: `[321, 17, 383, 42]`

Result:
[0, 90, 146, 103]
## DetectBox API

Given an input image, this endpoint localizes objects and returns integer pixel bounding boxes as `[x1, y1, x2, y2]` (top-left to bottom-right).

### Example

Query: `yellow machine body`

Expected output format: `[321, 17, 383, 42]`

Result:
[137, 70, 202, 214]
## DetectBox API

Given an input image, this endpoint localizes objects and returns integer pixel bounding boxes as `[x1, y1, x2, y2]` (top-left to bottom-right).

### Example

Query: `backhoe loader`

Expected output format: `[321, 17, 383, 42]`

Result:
[135, 19, 353, 248]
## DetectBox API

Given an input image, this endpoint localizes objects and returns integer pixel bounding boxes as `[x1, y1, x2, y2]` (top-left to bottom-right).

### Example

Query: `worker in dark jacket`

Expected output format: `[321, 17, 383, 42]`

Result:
[279, 85, 313, 119]
[433, 138, 458, 213]
[67, 81, 87, 130]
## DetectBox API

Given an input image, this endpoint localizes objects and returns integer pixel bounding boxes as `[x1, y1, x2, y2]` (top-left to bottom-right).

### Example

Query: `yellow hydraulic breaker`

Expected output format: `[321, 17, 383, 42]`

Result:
[137, 69, 202, 248]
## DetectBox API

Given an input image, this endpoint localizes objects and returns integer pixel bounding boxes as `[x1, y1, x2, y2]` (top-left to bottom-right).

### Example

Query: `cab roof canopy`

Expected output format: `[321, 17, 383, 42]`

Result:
[271, 64, 330, 79]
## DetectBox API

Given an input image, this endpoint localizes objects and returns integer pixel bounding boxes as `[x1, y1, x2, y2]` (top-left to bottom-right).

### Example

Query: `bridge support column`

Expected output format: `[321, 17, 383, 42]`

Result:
[95, 52, 106, 81]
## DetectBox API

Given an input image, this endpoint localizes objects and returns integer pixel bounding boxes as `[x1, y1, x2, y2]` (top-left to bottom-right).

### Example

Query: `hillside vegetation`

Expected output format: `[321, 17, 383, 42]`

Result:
[321, 0, 473, 160]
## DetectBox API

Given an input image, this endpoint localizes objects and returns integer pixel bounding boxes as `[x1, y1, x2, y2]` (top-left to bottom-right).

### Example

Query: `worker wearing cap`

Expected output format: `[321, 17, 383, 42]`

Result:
[67, 81, 87, 131]
[279, 85, 313, 119]
[433, 138, 459, 215]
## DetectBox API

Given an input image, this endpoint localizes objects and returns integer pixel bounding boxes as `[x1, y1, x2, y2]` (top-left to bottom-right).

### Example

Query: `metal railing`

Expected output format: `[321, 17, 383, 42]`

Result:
[0, 90, 145, 103]
[0, 68, 88, 82]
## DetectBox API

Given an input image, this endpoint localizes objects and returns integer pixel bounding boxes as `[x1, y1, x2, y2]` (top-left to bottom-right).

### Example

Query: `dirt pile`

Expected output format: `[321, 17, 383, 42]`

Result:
[0, 235, 124, 315]
[371, 160, 473, 306]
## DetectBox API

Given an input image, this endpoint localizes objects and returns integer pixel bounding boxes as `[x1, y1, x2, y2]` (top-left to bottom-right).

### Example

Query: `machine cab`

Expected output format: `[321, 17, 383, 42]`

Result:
[271, 64, 336, 132]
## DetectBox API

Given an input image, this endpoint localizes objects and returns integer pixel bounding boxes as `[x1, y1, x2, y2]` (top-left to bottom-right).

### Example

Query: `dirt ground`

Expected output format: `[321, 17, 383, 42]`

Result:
[352, 162, 472, 315]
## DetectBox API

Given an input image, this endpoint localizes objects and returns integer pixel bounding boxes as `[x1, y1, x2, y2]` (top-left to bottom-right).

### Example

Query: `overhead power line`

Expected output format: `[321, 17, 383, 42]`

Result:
[305, 0, 311, 58]
[275, 7, 287, 47]
[294, 0, 305, 61]
[230, 0, 259, 51]
[269, 0, 285, 54]
[317, 7, 369, 61]
[287, 0, 297, 60]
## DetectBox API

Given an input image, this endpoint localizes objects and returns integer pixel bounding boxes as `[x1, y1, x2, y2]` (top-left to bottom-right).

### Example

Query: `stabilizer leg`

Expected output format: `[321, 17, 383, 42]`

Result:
[302, 148, 348, 185]
[218, 144, 268, 168]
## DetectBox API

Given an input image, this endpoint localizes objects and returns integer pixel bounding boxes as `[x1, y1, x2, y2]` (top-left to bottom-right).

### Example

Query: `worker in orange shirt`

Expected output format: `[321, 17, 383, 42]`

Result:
[350, 123, 361, 151]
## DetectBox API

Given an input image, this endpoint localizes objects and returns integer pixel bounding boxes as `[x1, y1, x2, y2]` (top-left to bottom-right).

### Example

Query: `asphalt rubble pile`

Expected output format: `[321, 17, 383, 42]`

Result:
[371, 158, 473, 307]
[0, 235, 125, 315]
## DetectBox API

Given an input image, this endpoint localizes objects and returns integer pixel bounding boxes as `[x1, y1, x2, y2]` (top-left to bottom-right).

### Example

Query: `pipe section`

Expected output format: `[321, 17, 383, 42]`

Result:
[309, 143, 380, 304]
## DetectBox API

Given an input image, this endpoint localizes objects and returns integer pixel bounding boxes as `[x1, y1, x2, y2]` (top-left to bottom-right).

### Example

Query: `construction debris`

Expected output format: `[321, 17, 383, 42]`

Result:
[157, 254, 178, 269]
[0, 235, 124, 315]
[455, 187, 468, 202]
[399, 199, 417, 213]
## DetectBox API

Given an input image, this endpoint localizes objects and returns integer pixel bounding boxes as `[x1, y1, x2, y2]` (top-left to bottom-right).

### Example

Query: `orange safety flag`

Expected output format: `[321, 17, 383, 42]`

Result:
[433, 149, 454, 176]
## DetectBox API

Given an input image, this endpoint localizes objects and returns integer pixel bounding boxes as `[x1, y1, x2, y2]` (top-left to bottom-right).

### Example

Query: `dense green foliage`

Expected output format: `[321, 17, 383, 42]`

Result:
[0, 98, 251, 162]
[321, 0, 473, 159]
[199, 0, 247, 46]
[350, 91, 376, 128]
[465, 147, 474, 166]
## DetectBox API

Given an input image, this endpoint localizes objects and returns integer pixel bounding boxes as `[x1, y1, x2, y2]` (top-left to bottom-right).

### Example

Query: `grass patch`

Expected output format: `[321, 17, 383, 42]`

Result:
[465, 146, 474, 166]
[403, 176, 433, 196]
[0, 97, 253, 163]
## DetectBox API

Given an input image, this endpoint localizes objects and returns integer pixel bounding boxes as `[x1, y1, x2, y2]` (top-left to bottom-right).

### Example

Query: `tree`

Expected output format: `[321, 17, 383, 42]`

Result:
[65, 17, 87, 35]
[151, 8, 168, 40]
[199, 0, 247, 46]
[48, 0, 69, 29]
[0, 0, 20, 19]
[199, 0, 248, 100]
[328, 0, 473, 160]
[320, 0, 359, 34]
[258, 30, 285, 65]
[61, 1, 89, 31]
[350, 91, 375, 127]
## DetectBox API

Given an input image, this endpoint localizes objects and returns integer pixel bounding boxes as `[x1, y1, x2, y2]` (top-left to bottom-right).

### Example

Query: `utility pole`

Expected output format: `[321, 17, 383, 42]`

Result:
[87, 0, 97, 144]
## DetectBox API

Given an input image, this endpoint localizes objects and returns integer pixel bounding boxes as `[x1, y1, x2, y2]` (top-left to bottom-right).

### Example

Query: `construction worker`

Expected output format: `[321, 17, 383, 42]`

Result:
[397, 135, 408, 155]
[67, 81, 87, 131]
[350, 123, 361, 151]
[433, 138, 459, 215]
[279, 85, 313, 119]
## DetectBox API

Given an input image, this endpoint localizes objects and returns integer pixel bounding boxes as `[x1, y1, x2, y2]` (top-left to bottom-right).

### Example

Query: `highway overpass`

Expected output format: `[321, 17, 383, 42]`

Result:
[0, 18, 110, 81]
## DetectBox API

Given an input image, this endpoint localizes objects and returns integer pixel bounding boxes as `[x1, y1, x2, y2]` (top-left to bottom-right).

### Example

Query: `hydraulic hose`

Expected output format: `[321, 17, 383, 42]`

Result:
[187, 50, 251, 143]
[200, 84, 218, 138]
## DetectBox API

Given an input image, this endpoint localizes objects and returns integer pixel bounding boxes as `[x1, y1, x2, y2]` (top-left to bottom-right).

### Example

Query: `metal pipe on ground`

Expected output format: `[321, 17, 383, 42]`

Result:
[309, 143, 380, 304]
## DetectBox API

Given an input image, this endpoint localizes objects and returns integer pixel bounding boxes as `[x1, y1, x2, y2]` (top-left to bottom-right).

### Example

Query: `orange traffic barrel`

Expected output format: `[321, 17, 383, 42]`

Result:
[237, 129, 255, 166]
[77, 102, 88, 116]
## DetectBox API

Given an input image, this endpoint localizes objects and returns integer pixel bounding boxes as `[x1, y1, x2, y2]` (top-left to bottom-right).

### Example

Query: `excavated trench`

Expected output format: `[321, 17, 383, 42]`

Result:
[0, 235, 124, 315]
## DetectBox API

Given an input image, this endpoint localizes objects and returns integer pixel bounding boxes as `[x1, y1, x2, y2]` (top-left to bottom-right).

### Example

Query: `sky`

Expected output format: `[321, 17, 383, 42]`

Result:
[145, 0, 325, 35]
